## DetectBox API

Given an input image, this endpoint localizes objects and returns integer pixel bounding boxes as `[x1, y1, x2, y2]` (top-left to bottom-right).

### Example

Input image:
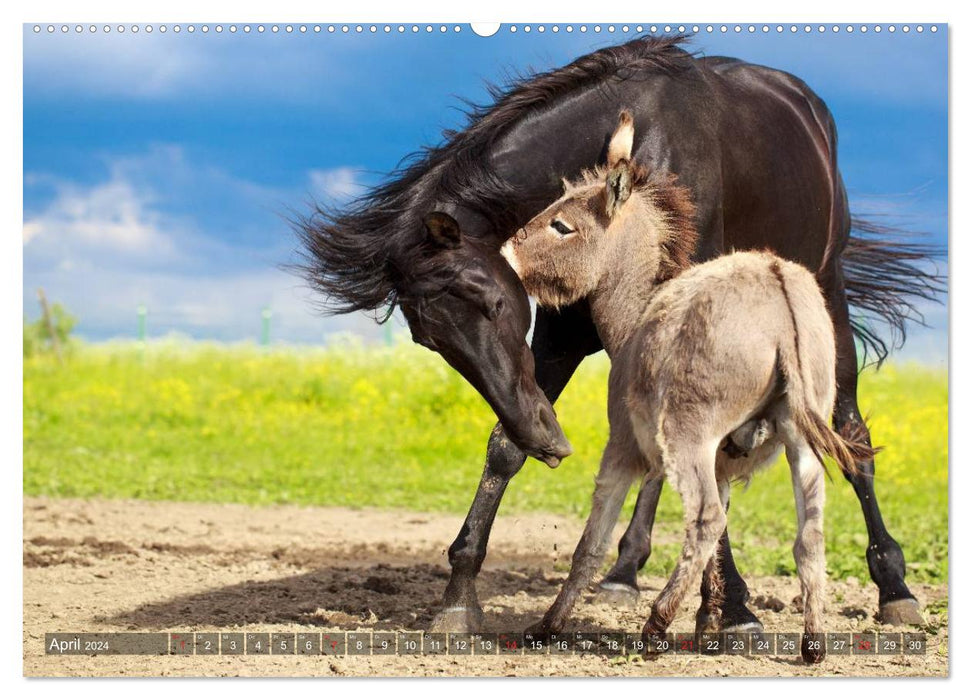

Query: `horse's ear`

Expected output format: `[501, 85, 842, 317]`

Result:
[423, 211, 462, 249]
[605, 162, 633, 218]
[607, 110, 634, 168]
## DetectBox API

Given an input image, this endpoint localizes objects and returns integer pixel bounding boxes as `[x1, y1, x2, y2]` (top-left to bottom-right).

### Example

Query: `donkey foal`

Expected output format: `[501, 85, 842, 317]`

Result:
[501, 112, 873, 664]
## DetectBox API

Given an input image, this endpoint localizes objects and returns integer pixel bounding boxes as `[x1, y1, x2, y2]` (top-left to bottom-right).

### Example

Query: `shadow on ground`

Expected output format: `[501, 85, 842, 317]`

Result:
[103, 563, 601, 633]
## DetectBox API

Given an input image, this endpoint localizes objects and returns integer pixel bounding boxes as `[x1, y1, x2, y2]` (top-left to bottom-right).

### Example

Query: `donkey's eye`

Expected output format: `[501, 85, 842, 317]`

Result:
[550, 219, 575, 236]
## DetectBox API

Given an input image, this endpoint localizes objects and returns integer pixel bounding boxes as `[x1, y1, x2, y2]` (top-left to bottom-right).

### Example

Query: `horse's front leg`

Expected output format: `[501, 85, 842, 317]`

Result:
[427, 424, 529, 632]
[429, 305, 600, 632]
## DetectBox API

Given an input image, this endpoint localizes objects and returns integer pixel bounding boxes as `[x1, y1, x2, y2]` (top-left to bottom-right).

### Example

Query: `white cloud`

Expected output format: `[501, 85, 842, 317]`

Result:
[23, 147, 387, 343]
[23, 174, 175, 256]
[23, 145, 297, 272]
[308, 167, 365, 203]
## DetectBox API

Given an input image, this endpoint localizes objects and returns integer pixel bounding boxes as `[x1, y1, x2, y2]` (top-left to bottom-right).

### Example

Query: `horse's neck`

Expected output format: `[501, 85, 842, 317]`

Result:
[587, 195, 666, 356]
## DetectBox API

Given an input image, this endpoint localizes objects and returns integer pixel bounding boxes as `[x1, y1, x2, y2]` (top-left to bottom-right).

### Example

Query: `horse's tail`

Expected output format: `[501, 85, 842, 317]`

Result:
[841, 216, 945, 368]
[771, 259, 876, 477]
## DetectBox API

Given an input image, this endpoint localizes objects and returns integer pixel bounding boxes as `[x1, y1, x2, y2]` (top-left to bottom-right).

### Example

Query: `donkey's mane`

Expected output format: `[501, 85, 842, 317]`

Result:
[294, 34, 694, 319]
[571, 164, 698, 283]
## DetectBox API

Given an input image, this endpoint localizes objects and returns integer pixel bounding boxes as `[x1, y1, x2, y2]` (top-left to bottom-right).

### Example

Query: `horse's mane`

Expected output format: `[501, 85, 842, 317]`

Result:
[294, 34, 694, 320]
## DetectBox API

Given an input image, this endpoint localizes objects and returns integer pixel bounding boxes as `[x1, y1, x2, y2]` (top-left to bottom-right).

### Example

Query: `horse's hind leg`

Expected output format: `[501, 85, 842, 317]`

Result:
[786, 436, 827, 664]
[694, 499, 765, 633]
[529, 437, 640, 635]
[826, 274, 922, 624]
[643, 444, 726, 643]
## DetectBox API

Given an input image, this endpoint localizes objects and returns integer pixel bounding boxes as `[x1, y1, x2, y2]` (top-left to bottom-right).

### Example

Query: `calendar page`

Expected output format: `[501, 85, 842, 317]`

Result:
[22, 18, 948, 679]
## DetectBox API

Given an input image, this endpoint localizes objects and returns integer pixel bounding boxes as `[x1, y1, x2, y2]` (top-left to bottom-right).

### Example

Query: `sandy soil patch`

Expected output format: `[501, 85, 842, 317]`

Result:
[23, 497, 947, 677]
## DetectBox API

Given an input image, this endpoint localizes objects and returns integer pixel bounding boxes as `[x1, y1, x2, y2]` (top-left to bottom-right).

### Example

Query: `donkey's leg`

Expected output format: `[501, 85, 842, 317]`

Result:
[643, 446, 726, 643]
[529, 437, 640, 635]
[786, 438, 827, 664]
[598, 474, 663, 606]
[430, 306, 599, 633]
[695, 481, 730, 634]
[606, 478, 763, 631]
[599, 420, 771, 602]
[696, 483, 765, 634]
[827, 278, 922, 625]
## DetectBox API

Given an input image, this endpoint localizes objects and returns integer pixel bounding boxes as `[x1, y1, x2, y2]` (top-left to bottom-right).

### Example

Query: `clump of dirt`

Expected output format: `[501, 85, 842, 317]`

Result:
[23, 496, 948, 678]
[752, 595, 787, 613]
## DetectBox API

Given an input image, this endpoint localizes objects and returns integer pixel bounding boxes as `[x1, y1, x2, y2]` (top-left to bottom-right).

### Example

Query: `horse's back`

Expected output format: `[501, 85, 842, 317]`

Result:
[697, 59, 844, 267]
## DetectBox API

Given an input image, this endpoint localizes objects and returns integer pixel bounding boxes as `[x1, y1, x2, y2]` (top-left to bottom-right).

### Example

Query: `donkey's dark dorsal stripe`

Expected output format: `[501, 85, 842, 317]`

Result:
[296, 35, 940, 633]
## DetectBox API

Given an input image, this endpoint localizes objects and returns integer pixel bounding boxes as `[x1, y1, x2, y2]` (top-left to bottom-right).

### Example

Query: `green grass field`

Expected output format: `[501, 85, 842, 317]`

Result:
[23, 341, 948, 583]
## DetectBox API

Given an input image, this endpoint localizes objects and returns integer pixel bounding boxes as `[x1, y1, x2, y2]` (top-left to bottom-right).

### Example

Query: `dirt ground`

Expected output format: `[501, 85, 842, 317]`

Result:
[23, 496, 948, 677]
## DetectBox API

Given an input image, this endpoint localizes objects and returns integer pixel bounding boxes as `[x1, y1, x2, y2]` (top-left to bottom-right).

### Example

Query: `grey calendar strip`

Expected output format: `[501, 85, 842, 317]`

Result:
[44, 631, 928, 657]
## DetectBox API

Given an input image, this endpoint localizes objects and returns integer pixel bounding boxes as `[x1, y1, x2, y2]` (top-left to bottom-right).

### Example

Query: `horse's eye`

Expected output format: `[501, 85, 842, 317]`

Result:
[550, 219, 574, 236]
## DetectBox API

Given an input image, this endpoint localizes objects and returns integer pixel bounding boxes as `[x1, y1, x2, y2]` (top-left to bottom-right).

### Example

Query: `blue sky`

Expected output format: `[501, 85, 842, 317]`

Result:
[22, 24, 948, 361]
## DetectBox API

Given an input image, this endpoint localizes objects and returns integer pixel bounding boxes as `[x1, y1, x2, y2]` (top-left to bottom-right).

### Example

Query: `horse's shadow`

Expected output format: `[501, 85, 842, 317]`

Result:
[104, 562, 584, 633]
[103, 563, 822, 669]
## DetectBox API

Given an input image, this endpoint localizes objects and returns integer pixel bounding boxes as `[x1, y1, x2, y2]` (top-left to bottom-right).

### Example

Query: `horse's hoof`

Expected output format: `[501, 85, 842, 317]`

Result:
[802, 635, 826, 664]
[879, 598, 924, 626]
[597, 581, 640, 608]
[720, 605, 764, 634]
[428, 606, 483, 633]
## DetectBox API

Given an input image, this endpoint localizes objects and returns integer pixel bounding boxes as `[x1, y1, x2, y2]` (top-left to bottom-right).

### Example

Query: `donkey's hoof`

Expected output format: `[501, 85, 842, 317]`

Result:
[640, 623, 668, 659]
[428, 606, 483, 633]
[597, 581, 640, 608]
[524, 618, 559, 637]
[878, 598, 924, 626]
[802, 635, 826, 664]
[719, 605, 764, 634]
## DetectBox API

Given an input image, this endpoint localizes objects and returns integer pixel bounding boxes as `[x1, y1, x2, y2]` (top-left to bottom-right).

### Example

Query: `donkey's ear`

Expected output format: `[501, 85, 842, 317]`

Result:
[605, 163, 633, 218]
[423, 211, 462, 249]
[607, 110, 634, 168]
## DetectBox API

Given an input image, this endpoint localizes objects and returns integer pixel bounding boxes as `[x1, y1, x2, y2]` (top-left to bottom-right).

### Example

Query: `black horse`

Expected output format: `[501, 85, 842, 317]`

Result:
[296, 35, 940, 633]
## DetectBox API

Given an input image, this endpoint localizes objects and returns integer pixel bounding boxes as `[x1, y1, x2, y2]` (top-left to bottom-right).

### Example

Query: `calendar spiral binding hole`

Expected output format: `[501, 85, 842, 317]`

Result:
[32, 24, 940, 36]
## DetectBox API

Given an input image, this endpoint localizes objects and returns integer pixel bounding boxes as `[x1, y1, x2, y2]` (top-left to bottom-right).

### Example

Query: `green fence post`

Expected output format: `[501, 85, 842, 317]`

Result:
[137, 305, 147, 361]
[137, 305, 147, 342]
[261, 307, 272, 348]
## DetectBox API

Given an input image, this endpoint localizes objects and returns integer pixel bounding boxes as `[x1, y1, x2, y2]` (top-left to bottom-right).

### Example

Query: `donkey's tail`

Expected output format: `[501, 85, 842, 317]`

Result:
[789, 403, 876, 478]
[842, 216, 945, 369]
[771, 260, 877, 477]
